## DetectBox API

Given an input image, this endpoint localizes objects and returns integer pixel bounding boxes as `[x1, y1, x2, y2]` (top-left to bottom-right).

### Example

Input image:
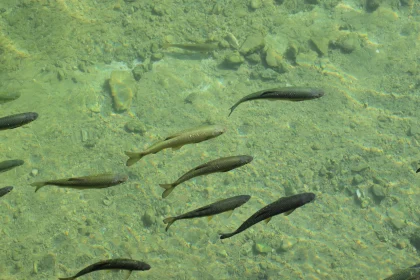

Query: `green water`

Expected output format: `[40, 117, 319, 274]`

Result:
[0, 0, 419, 279]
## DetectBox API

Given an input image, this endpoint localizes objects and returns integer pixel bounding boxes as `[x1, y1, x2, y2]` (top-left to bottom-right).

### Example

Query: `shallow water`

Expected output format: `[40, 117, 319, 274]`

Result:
[0, 0, 419, 279]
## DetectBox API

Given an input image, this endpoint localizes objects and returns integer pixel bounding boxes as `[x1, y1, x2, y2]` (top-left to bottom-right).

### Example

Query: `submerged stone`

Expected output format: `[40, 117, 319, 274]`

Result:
[109, 70, 133, 112]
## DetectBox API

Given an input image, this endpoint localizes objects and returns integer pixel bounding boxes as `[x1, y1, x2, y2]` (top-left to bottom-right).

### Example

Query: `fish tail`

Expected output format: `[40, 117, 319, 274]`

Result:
[125, 151, 143, 166]
[31, 182, 45, 192]
[228, 105, 237, 117]
[160, 184, 175, 198]
[163, 217, 176, 231]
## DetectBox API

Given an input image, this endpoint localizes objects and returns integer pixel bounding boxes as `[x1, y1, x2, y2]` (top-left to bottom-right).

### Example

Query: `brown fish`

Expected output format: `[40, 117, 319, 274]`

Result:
[125, 125, 226, 166]
[0, 186, 13, 198]
[163, 195, 251, 231]
[159, 155, 253, 198]
[31, 173, 128, 192]
[229, 87, 324, 116]
[58, 258, 150, 280]
[0, 112, 38, 130]
[163, 43, 218, 52]
[220, 192, 315, 239]
[0, 159, 24, 173]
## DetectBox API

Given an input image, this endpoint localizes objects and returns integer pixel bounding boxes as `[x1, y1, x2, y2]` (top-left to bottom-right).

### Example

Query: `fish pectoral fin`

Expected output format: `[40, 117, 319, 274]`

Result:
[123, 270, 132, 280]
[225, 210, 234, 218]
[284, 209, 296, 216]
[264, 217, 272, 224]
[207, 215, 213, 222]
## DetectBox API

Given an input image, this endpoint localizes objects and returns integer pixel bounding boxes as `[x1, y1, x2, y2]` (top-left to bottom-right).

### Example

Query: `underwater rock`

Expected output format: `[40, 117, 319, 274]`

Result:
[109, 70, 133, 112]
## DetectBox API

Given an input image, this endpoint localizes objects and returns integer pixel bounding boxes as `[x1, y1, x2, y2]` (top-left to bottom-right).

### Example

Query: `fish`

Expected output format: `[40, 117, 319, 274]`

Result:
[0, 159, 24, 173]
[0, 112, 38, 131]
[163, 195, 251, 231]
[219, 192, 316, 239]
[31, 173, 128, 192]
[163, 43, 218, 52]
[58, 258, 151, 280]
[228, 87, 324, 116]
[384, 263, 420, 280]
[125, 125, 226, 166]
[0, 186, 13, 198]
[159, 155, 253, 198]
[0, 92, 21, 104]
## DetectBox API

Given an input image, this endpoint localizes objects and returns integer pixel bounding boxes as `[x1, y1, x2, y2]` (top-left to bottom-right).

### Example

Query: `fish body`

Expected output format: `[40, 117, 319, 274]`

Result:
[58, 258, 151, 280]
[229, 87, 324, 116]
[220, 192, 315, 239]
[31, 173, 128, 192]
[159, 155, 253, 198]
[384, 263, 420, 280]
[125, 125, 226, 166]
[0, 159, 24, 173]
[163, 43, 218, 52]
[0, 112, 38, 130]
[163, 195, 251, 231]
[0, 186, 13, 198]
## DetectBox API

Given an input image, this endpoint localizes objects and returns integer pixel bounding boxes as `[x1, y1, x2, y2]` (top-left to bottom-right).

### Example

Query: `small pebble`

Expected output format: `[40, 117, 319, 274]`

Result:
[31, 169, 39, 177]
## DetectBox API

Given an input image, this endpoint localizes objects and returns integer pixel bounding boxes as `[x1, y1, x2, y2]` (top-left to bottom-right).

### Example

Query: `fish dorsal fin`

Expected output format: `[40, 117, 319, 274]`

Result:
[264, 217, 272, 224]
[67, 177, 85, 182]
[284, 208, 296, 216]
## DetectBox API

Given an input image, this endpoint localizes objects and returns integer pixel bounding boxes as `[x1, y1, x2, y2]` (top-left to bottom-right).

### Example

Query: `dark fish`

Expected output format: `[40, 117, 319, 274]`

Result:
[228, 87, 324, 116]
[0, 92, 21, 104]
[163, 43, 218, 52]
[31, 173, 128, 192]
[159, 155, 253, 198]
[384, 263, 420, 280]
[58, 258, 151, 280]
[163, 195, 251, 231]
[0, 186, 13, 198]
[0, 112, 38, 131]
[220, 192, 315, 239]
[125, 125, 226, 166]
[0, 159, 24, 173]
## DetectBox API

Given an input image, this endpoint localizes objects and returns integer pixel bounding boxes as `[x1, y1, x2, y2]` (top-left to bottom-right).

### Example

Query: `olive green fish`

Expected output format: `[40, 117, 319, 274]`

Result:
[31, 173, 128, 192]
[58, 258, 151, 280]
[0, 186, 13, 198]
[163, 43, 218, 52]
[0, 159, 24, 173]
[384, 263, 420, 280]
[159, 155, 253, 198]
[125, 125, 226, 166]
[228, 87, 324, 116]
[220, 192, 315, 239]
[0, 92, 20, 104]
[163, 195, 251, 231]
[0, 112, 38, 130]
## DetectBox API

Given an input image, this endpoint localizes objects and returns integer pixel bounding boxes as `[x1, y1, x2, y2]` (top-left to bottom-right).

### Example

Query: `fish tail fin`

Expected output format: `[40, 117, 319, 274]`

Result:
[125, 151, 143, 166]
[219, 232, 235, 240]
[160, 184, 175, 198]
[163, 217, 176, 231]
[228, 105, 238, 117]
[31, 182, 45, 192]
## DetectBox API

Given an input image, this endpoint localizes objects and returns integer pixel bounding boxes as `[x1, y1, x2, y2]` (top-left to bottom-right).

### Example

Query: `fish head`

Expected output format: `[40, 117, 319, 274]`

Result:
[302, 192, 316, 204]
[240, 155, 253, 164]
[27, 112, 39, 121]
[212, 125, 227, 136]
[115, 174, 129, 183]
[310, 88, 324, 98]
